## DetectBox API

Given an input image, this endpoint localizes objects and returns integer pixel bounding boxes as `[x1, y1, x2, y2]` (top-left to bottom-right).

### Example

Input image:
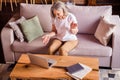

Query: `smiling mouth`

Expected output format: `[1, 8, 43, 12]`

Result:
[57, 16, 64, 19]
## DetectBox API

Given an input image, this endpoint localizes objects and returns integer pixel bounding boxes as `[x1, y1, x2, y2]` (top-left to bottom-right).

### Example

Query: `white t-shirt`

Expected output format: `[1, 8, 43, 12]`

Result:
[52, 13, 78, 41]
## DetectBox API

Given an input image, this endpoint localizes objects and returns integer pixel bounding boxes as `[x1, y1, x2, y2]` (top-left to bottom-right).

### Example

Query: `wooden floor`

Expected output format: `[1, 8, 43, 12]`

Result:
[0, 64, 13, 80]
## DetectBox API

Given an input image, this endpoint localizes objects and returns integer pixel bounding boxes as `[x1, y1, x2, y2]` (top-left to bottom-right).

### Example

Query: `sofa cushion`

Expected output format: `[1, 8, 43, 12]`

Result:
[94, 17, 116, 46]
[8, 16, 26, 42]
[67, 5, 112, 34]
[20, 16, 44, 42]
[12, 34, 112, 57]
[11, 36, 48, 54]
[20, 3, 52, 32]
[69, 34, 112, 57]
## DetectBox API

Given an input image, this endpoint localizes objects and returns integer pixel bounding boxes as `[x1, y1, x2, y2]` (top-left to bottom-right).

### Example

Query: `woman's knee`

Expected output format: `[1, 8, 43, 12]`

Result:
[48, 46, 57, 55]
[59, 47, 68, 56]
[48, 39, 62, 55]
[48, 47, 53, 55]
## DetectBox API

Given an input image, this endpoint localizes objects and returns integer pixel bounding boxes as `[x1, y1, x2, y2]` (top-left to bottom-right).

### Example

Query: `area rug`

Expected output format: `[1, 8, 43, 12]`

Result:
[99, 68, 120, 80]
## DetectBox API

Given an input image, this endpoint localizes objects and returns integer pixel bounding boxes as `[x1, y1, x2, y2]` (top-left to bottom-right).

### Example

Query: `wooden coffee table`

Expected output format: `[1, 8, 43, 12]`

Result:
[10, 54, 99, 80]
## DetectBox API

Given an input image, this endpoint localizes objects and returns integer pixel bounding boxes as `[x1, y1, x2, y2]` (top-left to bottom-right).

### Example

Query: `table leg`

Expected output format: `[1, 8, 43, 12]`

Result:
[33, 0, 35, 4]
[26, 0, 28, 4]
[44, 0, 47, 4]
[30, 0, 32, 4]
[10, 0, 13, 11]
[23, 79, 29, 80]
[11, 77, 29, 80]
[0, 0, 2, 11]
[14, 0, 17, 6]
[73, 0, 75, 5]
[52, 0, 53, 4]
[10, 77, 16, 80]
[5, 0, 6, 6]
[40, 0, 43, 4]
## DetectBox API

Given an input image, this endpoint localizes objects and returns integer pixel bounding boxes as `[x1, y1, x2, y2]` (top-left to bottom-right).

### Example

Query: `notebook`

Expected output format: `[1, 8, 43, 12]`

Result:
[28, 53, 57, 69]
[66, 63, 92, 79]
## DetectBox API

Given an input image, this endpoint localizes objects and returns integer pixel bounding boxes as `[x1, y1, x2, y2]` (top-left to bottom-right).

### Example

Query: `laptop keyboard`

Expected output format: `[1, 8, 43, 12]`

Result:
[47, 58, 56, 66]
[48, 62, 52, 66]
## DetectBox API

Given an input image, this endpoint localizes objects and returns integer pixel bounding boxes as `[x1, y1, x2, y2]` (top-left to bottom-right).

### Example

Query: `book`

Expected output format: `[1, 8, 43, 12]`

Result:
[66, 63, 92, 80]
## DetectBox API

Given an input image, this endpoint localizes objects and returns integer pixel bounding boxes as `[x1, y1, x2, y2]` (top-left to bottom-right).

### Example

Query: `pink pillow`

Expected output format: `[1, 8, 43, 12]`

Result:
[8, 16, 26, 42]
[94, 17, 116, 46]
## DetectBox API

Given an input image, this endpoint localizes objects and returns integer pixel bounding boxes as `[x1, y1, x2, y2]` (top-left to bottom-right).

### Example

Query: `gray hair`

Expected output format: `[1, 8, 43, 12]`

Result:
[50, 1, 68, 18]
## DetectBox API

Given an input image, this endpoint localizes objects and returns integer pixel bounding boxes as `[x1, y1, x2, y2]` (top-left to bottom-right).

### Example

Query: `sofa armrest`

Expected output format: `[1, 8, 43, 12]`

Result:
[1, 27, 15, 63]
[110, 15, 120, 69]
[1, 13, 20, 63]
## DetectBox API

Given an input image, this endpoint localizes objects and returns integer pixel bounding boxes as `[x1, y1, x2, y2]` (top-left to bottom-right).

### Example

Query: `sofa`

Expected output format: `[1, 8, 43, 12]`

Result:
[1, 3, 120, 69]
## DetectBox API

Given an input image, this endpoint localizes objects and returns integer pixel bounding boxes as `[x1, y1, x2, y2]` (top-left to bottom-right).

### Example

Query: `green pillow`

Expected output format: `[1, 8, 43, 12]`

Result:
[20, 16, 44, 42]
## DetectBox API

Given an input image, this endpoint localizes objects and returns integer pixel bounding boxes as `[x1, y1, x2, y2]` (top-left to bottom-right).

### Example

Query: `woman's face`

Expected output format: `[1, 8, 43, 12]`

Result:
[53, 8, 64, 19]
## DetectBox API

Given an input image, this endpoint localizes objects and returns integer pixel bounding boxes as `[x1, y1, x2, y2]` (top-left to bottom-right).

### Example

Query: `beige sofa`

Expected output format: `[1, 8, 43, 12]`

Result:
[1, 3, 120, 69]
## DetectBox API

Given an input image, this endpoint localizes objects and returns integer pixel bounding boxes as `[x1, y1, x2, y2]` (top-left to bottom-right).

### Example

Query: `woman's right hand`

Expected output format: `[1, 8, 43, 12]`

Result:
[42, 34, 51, 45]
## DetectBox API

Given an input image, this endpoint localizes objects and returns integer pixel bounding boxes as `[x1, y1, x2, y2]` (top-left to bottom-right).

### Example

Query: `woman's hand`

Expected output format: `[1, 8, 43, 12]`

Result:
[70, 22, 78, 34]
[42, 32, 56, 44]
[70, 28, 78, 34]
[42, 34, 51, 45]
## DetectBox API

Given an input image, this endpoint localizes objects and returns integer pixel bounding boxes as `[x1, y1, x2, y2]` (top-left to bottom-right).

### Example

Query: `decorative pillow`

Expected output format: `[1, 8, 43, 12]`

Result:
[8, 16, 26, 42]
[94, 17, 116, 46]
[20, 16, 44, 43]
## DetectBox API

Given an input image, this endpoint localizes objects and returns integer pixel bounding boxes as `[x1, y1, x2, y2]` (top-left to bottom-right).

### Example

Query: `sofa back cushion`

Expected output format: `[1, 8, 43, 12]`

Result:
[67, 5, 112, 34]
[20, 3, 112, 34]
[20, 3, 52, 32]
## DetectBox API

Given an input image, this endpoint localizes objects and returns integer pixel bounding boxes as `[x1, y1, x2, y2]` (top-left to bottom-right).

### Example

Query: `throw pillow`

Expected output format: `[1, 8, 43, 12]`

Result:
[8, 16, 26, 42]
[20, 16, 44, 43]
[94, 17, 116, 46]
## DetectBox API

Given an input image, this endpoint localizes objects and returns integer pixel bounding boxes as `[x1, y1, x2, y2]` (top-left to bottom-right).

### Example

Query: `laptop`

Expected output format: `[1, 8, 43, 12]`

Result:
[27, 53, 57, 69]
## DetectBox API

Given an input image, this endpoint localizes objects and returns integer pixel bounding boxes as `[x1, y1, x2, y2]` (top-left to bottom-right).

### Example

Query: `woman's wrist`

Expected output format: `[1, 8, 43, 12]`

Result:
[49, 32, 56, 37]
